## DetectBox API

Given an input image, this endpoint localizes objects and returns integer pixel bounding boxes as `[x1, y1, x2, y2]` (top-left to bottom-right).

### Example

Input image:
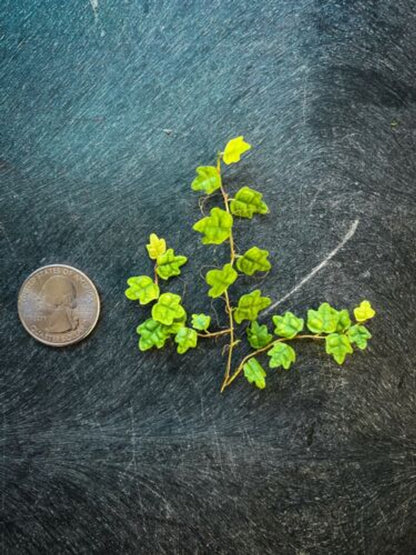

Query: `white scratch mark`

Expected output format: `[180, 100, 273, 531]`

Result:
[89, 0, 98, 19]
[261, 219, 360, 316]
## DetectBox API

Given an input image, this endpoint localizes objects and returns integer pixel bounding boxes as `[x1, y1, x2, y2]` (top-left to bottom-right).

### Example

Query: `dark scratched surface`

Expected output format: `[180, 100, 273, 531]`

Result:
[1, 1, 416, 553]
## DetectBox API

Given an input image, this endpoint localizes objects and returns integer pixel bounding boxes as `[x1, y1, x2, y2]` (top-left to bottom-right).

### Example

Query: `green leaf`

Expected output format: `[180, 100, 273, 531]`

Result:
[136, 318, 170, 351]
[272, 312, 304, 339]
[234, 289, 271, 324]
[243, 358, 266, 389]
[307, 302, 340, 334]
[222, 136, 252, 165]
[191, 166, 221, 194]
[336, 309, 352, 332]
[246, 321, 272, 349]
[236, 246, 271, 276]
[325, 333, 353, 364]
[347, 324, 372, 350]
[162, 313, 187, 335]
[156, 248, 188, 280]
[152, 293, 186, 325]
[230, 186, 269, 219]
[267, 342, 296, 370]
[125, 275, 160, 304]
[353, 300, 376, 323]
[146, 233, 166, 260]
[205, 263, 238, 298]
[191, 313, 211, 331]
[174, 327, 198, 354]
[193, 207, 233, 245]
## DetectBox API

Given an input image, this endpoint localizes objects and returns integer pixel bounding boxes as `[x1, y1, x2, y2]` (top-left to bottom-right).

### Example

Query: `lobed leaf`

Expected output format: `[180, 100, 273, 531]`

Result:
[325, 333, 353, 364]
[336, 309, 352, 333]
[272, 311, 304, 339]
[191, 166, 221, 194]
[246, 320, 272, 349]
[353, 300, 376, 323]
[236, 246, 271, 276]
[233, 289, 271, 324]
[156, 248, 188, 280]
[222, 136, 251, 165]
[125, 275, 160, 305]
[243, 357, 266, 389]
[205, 263, 238, 298]
[230, 186, 269, 219]
[347, 324, 372, 350]
[136, 318, 170, 351]
[146, 233, 166, 260]
[191, 313, 211, 331]
[152, 293, 186, 326]
[307, 302, 340, 334]
[193, 207, 233, 245]
[267, 342, 296, 370]
[163, 313, 187, 335]
[175, 327, 198, 354]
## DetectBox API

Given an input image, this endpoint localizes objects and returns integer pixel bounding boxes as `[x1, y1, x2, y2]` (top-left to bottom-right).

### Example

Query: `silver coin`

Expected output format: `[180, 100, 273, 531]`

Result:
[17, 264, 100, 347]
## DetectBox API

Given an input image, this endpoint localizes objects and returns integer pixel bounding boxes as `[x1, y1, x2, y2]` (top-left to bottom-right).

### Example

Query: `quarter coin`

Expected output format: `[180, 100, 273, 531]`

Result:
[17, 264, 100, 347]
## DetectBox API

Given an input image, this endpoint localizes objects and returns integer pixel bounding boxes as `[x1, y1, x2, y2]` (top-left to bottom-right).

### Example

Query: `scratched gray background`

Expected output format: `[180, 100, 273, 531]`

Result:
[1, 0, 416, 553]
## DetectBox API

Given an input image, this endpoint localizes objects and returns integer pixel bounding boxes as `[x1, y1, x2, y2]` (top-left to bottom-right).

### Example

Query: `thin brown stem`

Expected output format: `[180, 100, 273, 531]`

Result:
[217, 154, 236, 266]
[220, 289, 235, 392]
[197, 329, 231, 338]
[216, 153, 238, 391]
[223, 334, 325, 390]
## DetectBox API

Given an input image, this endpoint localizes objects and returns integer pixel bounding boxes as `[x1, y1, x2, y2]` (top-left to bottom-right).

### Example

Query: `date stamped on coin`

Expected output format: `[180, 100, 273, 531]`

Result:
[18, 264, 100, 347]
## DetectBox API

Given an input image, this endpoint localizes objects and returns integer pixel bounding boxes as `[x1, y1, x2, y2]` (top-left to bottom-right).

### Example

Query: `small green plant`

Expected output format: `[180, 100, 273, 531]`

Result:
[125, 137, 376, 392]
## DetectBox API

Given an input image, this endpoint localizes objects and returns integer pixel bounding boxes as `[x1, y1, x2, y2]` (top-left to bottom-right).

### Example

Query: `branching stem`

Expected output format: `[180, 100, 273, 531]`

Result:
[216, 153, 238, 390]
[222, 334, 325, 391]
[197, 329, 231, 338]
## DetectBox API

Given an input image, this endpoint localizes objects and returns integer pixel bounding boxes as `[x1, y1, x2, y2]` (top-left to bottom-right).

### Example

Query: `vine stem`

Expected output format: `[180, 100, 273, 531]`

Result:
[222, 334, 325, 391]
[197, 329, 231, 338]
[217, 154, 236, 264]
[217, 153, 237, 391]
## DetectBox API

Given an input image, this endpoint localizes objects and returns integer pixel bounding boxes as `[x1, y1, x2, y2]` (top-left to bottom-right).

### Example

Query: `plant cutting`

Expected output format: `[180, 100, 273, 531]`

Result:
[125, 136, 376, 392]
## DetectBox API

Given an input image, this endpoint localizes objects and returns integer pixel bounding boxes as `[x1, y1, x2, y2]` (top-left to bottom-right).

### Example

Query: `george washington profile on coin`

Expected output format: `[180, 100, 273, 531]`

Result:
[18, 264, 100, 347]
[36, 275, 80, 333]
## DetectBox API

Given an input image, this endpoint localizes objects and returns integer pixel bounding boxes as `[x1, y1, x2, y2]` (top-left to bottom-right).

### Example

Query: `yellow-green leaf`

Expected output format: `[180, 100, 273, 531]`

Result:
[136, 318, 170, 351]
[191, 313, 211, 331]
[174, 327, 198, 354]
[307, 302, 339, 334]
[193, 207, 233, 245]
[146, 233, 166, 260]
[272, 312, 304, 339]
[353, 300, 376, 323]
[234, 289, 271, 324]
[205, 263, 238, 298]
[156, 248, 188, 280]
[347, 324, 372, 350]
[243, 357, 266, 389]
[162, 313, 187, 335]
[222, 136, 251, 165]
[125, 275, 160, 305]
[336, 309, 352, 332]
[267, 342, 296, 370]
[236, 246, 271, 276]
[191, 166, 221, 194]
[230, 186, 269, 219]
[325, 333, 353, 364]
[152, 293, 186, 326]
[246, 321, 272, 349]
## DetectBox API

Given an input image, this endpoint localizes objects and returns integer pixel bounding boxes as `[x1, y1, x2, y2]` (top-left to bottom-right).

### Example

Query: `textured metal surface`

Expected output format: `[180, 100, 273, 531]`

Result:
[18, 264, 100, 346]
[1, 1, 416, 553]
